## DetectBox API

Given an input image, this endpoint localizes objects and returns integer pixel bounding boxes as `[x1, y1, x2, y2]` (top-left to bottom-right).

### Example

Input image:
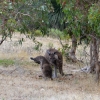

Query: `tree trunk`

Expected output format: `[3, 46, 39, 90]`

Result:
[68, 35, 77, 62]
[97, 39, 100, 58]
[0, 18, 8, 45]
[90, 41, 95, 73]
[90, 35, 100, 81]
[94, 38, 100, 81]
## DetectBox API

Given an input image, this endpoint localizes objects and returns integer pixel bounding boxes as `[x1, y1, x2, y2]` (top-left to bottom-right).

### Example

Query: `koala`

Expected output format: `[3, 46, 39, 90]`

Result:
[30, 56, 52, 80]
[45, 48, 64, 78]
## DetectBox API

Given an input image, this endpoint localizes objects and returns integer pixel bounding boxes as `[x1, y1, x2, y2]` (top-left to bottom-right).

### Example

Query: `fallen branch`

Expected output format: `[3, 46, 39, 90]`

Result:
[72, 66, 91, 73]
[10, 67, 20, 74]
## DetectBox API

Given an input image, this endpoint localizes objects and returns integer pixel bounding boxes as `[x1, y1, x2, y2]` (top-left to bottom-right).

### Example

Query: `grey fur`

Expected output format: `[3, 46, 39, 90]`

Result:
[30, 56, 52, 80]
[45, 48, 64, 78]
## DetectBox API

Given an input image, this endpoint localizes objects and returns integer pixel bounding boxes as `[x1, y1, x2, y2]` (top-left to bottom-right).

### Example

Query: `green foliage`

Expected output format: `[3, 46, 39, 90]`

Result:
[58, 43, 70, 56]
[0, 0, 99, 50]
[7, 18, 17, 33]
[88, 2, 100, 35]
[0, 59, 15, 67]
[48, 28, 69, 40]
[63, 0, 84, 37]
[34, 30, 43, 36]
[49, 0, 66, 30]
[0, 0, 50, 44]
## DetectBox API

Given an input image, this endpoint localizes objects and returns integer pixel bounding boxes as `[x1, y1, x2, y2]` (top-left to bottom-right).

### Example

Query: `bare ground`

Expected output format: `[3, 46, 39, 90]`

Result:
[0, 33, 100, 100]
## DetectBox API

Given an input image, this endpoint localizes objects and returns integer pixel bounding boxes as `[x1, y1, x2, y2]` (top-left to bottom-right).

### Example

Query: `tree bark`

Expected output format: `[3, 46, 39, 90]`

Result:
[90, 34, 100, 81]
[90, 41, 95, 73]
[0, 18, 8, 45]
[68, 35, 77, 62]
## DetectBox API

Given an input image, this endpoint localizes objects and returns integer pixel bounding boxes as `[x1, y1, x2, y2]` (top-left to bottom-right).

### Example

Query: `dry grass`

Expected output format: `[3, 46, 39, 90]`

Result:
[0, 33, 100, 100]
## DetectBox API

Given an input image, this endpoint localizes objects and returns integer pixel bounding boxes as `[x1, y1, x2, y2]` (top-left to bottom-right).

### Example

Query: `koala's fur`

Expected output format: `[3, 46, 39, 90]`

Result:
[30, 56, 52, 80]
[45, 48, 64, 77]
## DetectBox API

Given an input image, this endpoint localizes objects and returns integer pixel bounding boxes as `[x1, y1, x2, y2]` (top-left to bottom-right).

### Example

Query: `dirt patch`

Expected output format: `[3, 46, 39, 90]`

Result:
[0, 65, 100, 100]
[0, 34, 100, 100]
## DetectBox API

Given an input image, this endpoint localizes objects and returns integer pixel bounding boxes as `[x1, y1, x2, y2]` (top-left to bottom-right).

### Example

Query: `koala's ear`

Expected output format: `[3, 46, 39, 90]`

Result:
[47, 50, 50, 55]
[54, 54, 58, 60]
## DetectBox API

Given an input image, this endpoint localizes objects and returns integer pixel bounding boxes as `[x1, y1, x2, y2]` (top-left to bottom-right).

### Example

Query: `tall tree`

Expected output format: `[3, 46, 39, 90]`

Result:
[88, 1, 100, 81]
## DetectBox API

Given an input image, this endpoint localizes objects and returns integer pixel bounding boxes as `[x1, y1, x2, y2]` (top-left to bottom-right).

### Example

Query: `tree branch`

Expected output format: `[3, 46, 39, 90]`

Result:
[57, 34, 64, 48]
[0, 36, 6, 45]
[15, 12, 34, 21]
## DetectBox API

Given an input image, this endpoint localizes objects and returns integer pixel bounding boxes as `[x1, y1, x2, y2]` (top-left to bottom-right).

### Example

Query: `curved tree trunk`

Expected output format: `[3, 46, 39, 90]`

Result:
[68, 35, 77, 62]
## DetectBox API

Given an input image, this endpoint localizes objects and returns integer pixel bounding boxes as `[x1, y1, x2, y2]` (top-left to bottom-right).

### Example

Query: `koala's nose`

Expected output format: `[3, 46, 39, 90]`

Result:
[50, 57, 55, 61]
[50, 57, 53, 60]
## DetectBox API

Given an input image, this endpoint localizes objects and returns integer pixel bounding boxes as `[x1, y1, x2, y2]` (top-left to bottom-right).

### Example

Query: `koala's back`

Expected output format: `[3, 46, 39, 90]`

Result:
[42, 64, 52, 78]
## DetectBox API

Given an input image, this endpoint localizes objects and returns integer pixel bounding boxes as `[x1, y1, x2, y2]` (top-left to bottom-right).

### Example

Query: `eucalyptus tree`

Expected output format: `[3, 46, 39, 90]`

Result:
[60, 0, 100, 64]
[73, 0, 100, 81]
[61, 0, 84, 62]
[0, 0, 50, 44]
[47, 0, 81, 62]
[62, 0, 100, 81]
[88, 2, 100, 81]
[0, 0, 16, 44]
[51, 0, 90, 62]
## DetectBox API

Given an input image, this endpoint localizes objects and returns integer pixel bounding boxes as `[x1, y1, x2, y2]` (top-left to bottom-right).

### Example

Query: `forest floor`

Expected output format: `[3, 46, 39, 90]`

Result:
[0, 33, 100, 100]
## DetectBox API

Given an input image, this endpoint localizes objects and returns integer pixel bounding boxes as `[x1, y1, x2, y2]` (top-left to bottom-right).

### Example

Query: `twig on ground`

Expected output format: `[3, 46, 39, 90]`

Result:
[72, 66, 91, 73]
[10, 67, 20, 74]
